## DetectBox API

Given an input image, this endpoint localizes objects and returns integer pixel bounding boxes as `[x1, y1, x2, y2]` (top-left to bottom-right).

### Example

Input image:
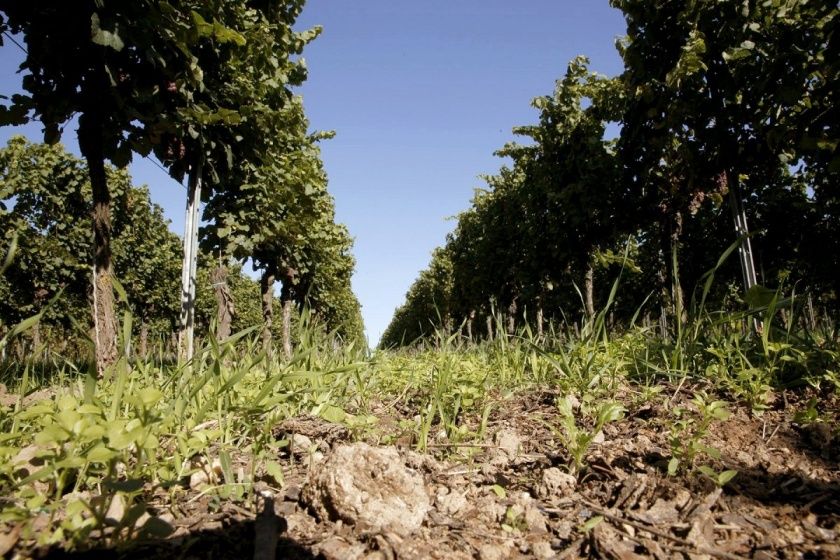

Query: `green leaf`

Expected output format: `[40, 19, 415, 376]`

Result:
[17, 465, 55, 486]
[579, 515, 604, 533]
[1, 233, 17, 274]
[108, 424, 142, 450]
[56, 409, 81, 432]
[90, 13, 124, 51]
[596, 402, 626, 425]
[697, 465, 717, 479]
[723, 48, 753, 62]
[137, 388, 164, 408]
[112, 276, 129, 303]
[34, 424, 69, 446]
[265, 461, 284, 486]
[219, 450, 234, 484]
[80, 424, 107, 440]
[717, 470, 738, 486]
[710, 405, 730, 421]
[190, 11, 214, 37]
[56, 456, 85, 469]
[86, 445, 117, 463]
[78, 404, 103, 415]
[9, 313, 43, 339]
[316, 404, 347, 424]
[18, 404, 54, 419]
[745, 285, 776, 309]
[213, 21, 247, 46]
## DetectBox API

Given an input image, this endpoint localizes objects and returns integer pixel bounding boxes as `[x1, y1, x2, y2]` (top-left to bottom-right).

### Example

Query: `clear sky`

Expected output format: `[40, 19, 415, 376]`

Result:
[0, 1, 627, 346]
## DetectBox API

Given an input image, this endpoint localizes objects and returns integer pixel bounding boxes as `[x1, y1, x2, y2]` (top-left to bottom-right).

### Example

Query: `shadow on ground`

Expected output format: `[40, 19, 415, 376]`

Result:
[40, 517, 319, 560]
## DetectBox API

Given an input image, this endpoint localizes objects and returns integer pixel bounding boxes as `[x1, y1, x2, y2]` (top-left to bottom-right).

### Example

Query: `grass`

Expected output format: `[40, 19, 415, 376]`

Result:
[0, 288, 837, 552]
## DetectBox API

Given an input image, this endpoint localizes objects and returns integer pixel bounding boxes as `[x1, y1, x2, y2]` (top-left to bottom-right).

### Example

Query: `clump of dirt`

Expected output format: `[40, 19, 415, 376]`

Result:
[301, 442, 431, 537]
[0, 385, 55, 408]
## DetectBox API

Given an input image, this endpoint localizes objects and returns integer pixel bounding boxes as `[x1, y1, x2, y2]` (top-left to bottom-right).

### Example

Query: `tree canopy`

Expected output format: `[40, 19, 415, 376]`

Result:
[0, 1, 364, 362]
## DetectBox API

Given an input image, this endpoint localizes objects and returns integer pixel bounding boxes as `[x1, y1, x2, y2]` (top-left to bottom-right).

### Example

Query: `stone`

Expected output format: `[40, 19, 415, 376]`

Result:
[302, 443, 430, 536]
[495, 428, 522, 459]
[538, 467, 577, 498]
[436, 487, 468, 516]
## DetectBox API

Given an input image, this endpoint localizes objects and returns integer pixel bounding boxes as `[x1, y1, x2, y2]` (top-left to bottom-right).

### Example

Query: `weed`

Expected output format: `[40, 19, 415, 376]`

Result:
[551, 394, 625, 475]
[501, 505, 528, 533]
[696, 465, 738, 488]
[0, 262, 835, 552]
[793, 397, 822, 425]
[667, 391, 731, 477]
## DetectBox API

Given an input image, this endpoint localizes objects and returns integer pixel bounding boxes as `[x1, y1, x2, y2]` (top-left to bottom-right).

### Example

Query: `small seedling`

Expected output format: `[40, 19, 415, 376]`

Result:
[552, 395, 625, 475]
[668, 391, 730, 476]
[579, 514, 604, 534]
[697, 465, 738, 487]
[490, 484, 507, 499]
[501, 506, 528, 533]
[793, 397, 821, 425]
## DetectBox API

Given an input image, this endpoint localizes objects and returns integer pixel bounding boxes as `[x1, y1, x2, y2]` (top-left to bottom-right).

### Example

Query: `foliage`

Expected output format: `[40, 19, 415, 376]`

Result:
[0, 138, 182, 348]
[666, 391, 733, 481]
[0, 1, 363, 357]
[0, 0, 339, 371]
[553, 395, 625, 475]
[381, 57, 631, 346]
[0, 323, 368, 551]
[0, 294, 835, 553]
[201, 99, 363, 346]
[384, 2, 839, 348]
[609, 0, 838, 307]
[195, 259, 263, 337]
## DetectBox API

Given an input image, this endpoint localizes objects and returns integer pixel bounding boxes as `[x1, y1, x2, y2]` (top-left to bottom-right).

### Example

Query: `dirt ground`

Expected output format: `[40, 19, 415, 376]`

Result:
[5, 385, 839, 559]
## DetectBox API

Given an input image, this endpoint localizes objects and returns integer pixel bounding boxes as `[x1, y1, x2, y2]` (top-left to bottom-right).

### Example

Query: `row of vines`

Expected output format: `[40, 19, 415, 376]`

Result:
[382, 0, 838, 348]
[0, 0, 363, 369]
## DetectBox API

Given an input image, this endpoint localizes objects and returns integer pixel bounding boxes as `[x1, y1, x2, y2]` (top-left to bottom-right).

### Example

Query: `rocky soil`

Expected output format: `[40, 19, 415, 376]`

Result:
[4, 385, 838, 559]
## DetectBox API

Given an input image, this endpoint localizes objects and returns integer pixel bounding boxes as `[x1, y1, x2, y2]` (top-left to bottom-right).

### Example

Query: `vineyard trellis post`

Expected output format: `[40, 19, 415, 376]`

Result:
[179, 158, 203, 362]
[726, 171, 762, 332]
[727, 174, 758, 293]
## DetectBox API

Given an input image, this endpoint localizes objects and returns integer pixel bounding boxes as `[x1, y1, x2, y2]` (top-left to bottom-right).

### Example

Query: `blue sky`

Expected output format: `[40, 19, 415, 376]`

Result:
[1, 1, 627, 346]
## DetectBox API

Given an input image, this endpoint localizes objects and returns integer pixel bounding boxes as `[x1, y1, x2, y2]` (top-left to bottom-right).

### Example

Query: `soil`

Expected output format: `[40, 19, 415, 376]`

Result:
[4, 384, 839, 560]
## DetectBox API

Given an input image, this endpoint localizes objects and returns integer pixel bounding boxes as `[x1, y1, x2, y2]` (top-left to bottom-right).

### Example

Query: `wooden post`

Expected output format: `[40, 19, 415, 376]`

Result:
[211, 266, 234, 341]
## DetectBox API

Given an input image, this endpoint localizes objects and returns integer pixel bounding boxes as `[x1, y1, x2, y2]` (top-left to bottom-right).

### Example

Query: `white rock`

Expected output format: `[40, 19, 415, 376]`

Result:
[478, 542, 513, 560]
[531, 540, 554, 559]
[210, 458, 223, 478]
[495, 428, 522, 459]
[292, 433, 314, 454]
[538, 467, 577, 498]
[310, 451, 325, 464]
[436, 488, 468, 515]
[105, 493, 127, 523]
[524, 505, 548, 533]
[302, 443, 430, 536]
